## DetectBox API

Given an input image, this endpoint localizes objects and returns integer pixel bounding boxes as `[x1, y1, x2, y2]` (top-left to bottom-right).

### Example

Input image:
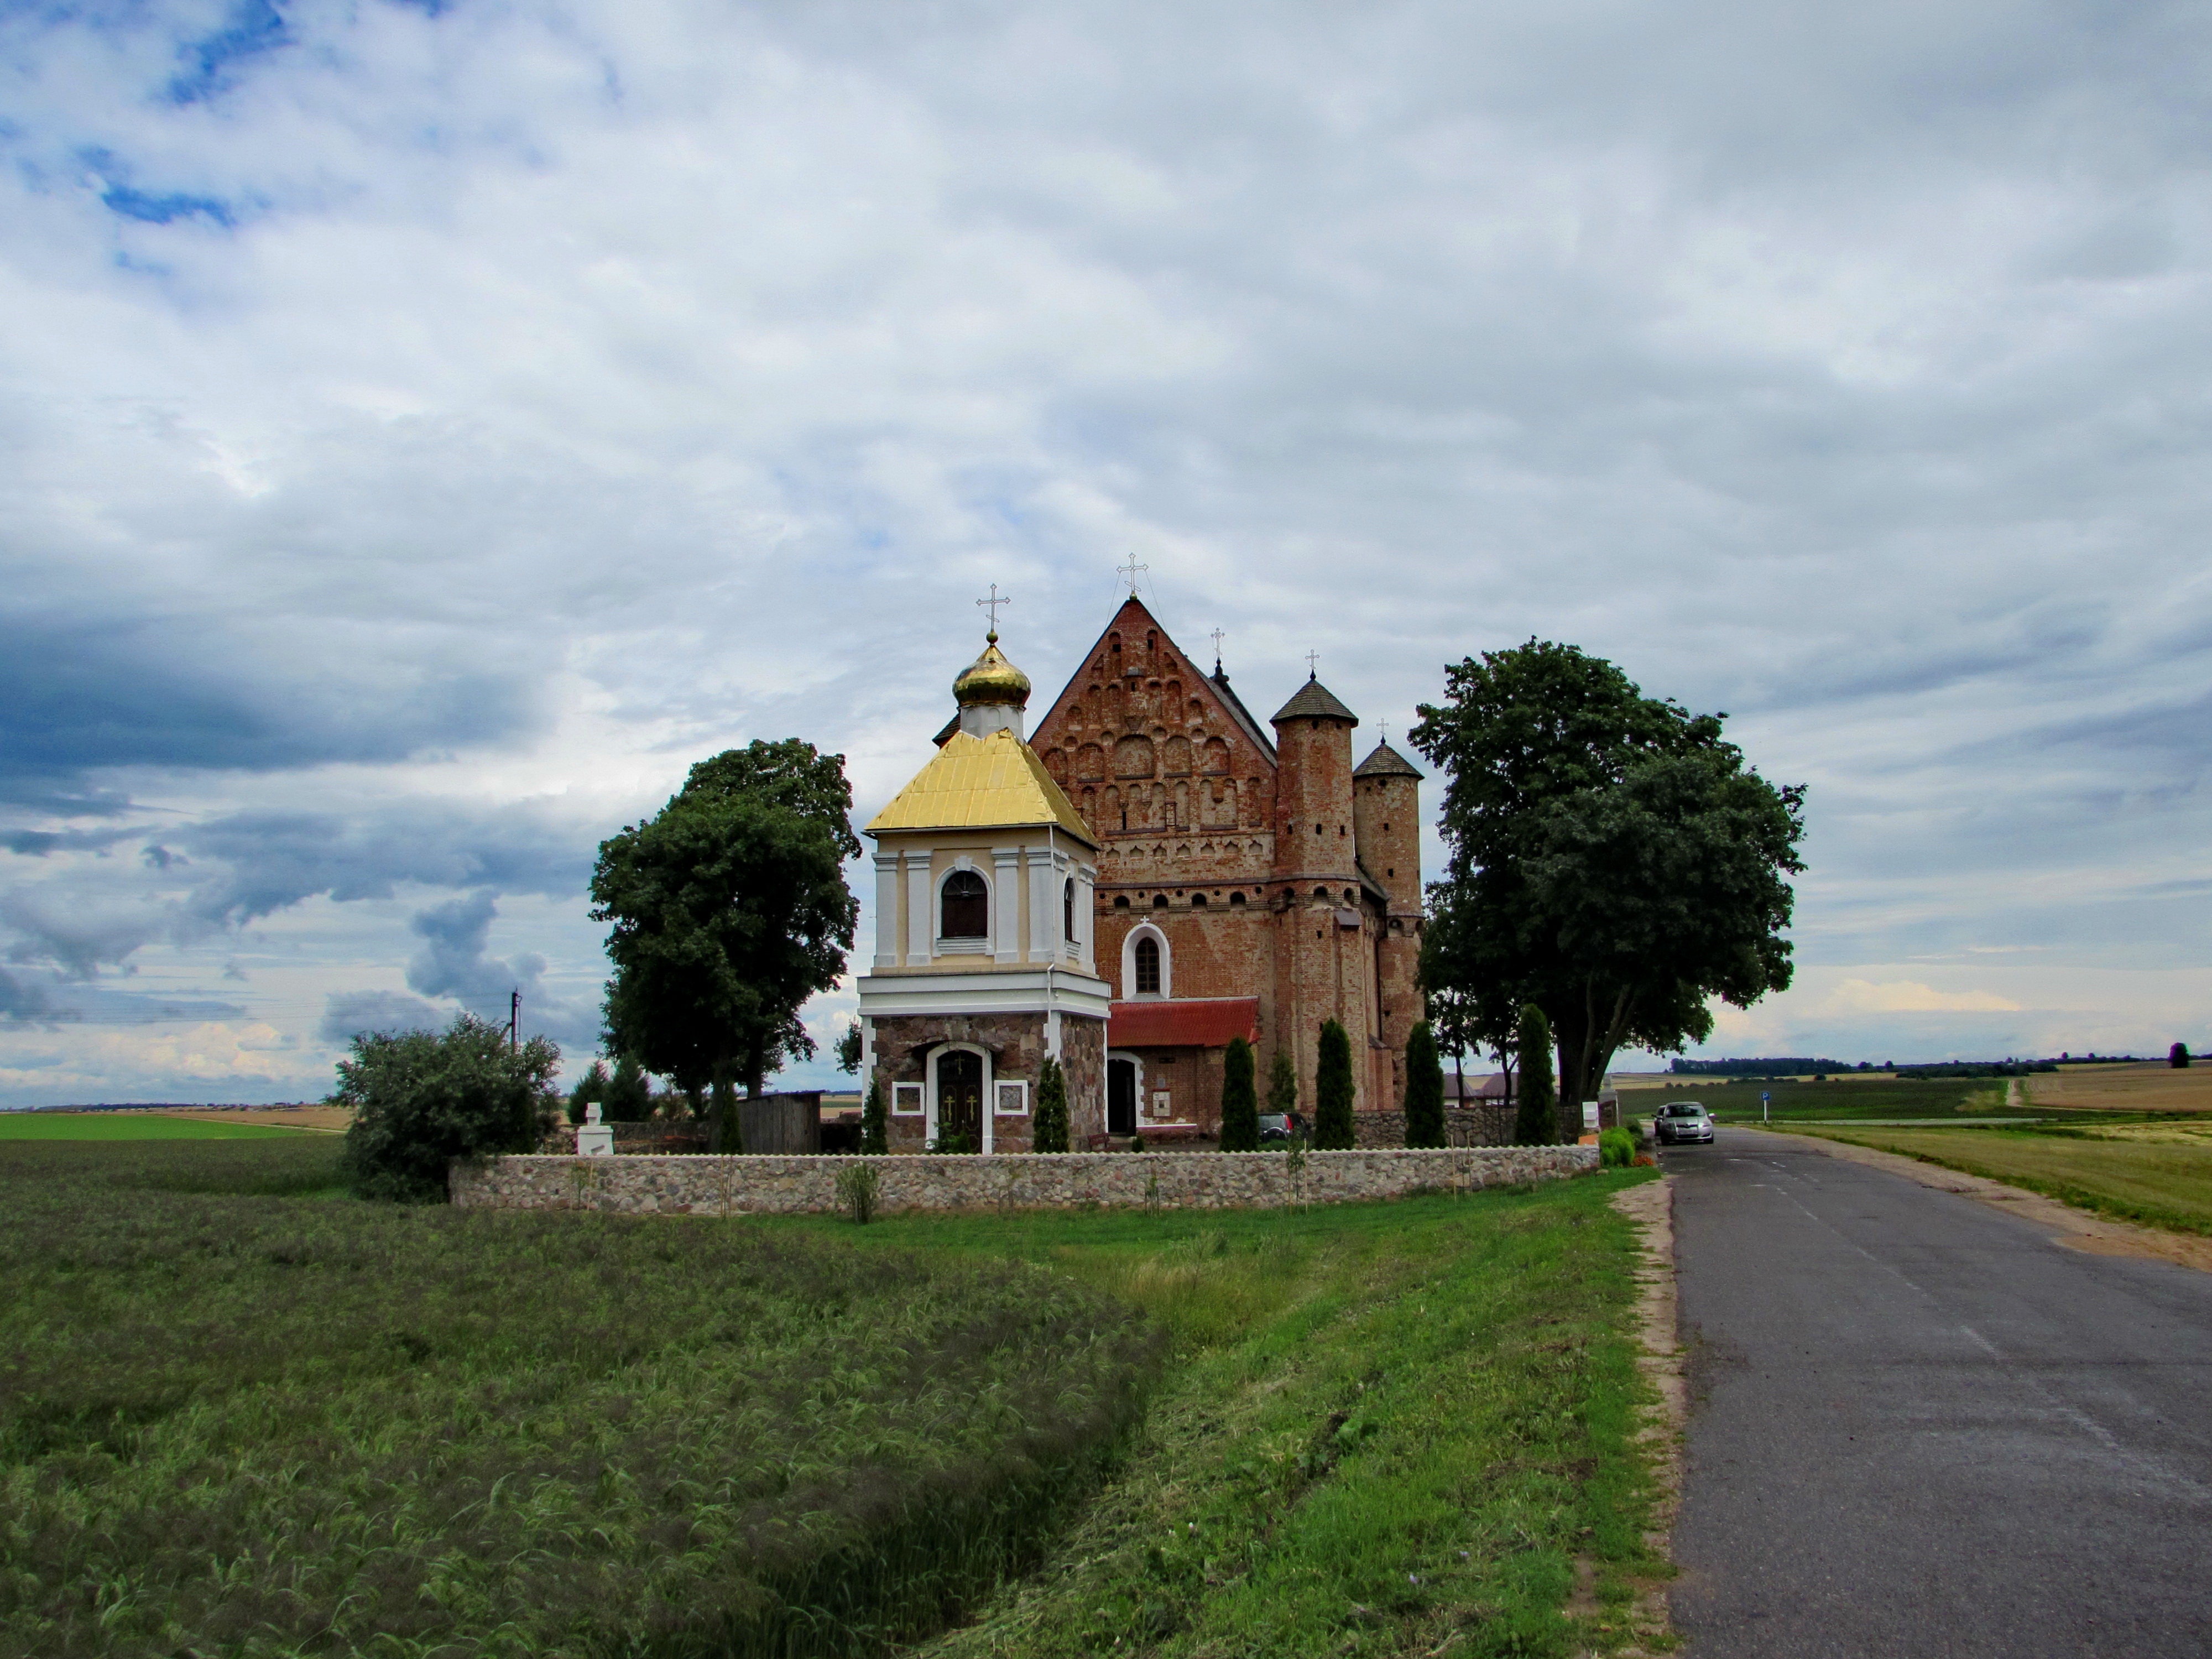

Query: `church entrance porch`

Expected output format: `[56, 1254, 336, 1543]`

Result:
[936, 1048, 984, 1152]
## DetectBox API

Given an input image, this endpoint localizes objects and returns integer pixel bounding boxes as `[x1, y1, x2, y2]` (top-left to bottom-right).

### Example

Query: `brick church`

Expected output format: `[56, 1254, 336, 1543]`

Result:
[855, 593, 1424, 1150]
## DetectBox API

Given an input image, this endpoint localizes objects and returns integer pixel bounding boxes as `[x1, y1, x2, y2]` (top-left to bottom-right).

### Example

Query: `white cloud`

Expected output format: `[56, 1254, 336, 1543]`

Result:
[1822, 979, 2023, 1015]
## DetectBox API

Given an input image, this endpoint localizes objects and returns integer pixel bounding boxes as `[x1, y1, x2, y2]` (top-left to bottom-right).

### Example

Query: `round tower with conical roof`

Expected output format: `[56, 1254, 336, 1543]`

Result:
[1355, 738, 1426, 1103]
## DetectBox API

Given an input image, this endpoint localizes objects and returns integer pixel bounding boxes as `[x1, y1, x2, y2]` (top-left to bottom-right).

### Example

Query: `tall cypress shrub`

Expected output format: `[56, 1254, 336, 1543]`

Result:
[1403, 1020, 1445, 1147]
[1219, 1036, 1259, 1151]
[859, 1079, 888, 1154]
[1314, 1020, 1355, 1150]
[1031, 1056, 1070, 1153]
[1514, 1004, 1556, 1146]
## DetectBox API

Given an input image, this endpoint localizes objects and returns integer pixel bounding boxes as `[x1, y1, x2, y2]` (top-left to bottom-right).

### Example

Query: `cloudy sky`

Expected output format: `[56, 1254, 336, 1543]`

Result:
[3, 0, 2208, 1105]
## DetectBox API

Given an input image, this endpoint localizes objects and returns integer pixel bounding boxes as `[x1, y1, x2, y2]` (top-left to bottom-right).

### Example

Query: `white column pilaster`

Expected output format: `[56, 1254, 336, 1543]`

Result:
[872, 854, 901, 969]
[1026, 848, 1056, 962]
[905, 852, 933, 965]
[993, 847, 1024, 963]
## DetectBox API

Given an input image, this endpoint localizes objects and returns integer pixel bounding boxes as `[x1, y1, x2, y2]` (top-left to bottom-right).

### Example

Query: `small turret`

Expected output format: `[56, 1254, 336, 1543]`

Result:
[1270, 675, 1359, 882]
[1353, 739, 1423, 912]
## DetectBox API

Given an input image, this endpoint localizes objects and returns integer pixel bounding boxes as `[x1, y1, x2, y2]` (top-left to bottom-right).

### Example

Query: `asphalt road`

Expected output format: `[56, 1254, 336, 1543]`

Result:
[1668, 1127, 2212, 1657]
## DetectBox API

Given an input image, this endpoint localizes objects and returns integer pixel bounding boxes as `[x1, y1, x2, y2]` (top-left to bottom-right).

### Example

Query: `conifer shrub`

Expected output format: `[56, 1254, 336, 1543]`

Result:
[1514, 1005, 1557, 1146]
[603, 1055, 654, 1123]
[860, 1079, 889, 1154]
[1218, 1037, 1259, 1151]
[1314, 1020, 1355, 1150]
[2173, 1042, 2193, 1070]
[1403, 1020, 1446, 1147]
[1032, 1057, 1070, 1153]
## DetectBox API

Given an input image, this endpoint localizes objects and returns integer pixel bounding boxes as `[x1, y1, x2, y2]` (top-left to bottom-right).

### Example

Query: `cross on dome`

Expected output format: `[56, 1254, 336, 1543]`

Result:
[975, 582, 1010, 641]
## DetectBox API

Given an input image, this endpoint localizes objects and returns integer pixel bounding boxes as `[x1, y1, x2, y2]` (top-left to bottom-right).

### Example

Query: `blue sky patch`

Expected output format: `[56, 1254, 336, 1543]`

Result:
[166, 0, 289, 105]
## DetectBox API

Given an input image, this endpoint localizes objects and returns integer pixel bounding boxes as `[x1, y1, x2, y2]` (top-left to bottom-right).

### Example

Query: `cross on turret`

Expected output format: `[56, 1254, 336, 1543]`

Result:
[1305, 650, 1319, 679]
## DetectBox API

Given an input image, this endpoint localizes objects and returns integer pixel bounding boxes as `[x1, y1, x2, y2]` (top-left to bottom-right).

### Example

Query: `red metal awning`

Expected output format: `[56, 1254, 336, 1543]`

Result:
[1108, 997, 1261, 1050]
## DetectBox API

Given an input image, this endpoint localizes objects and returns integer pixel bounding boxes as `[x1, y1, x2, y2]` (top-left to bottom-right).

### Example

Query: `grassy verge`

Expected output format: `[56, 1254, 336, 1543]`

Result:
[1772, 1123, 2212, 1236]
[775, 1170, 1670, 1658]
[0, 1140, 1157, 1658]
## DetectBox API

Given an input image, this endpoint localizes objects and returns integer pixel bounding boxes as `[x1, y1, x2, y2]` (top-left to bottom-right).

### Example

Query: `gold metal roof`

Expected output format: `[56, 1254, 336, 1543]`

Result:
[865, 729, 1098, 846]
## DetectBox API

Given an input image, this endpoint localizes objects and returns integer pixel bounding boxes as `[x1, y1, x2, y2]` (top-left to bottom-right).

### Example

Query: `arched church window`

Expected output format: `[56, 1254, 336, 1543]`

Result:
[1114, 895, 1130, 909]
[1134, 936, 1161, 995]
[1190, 892, 1208, 907]
[941, 870, 988, 938]
[1063, 878, 1076, 941]
[1153, 894, 1170, 909]
[1313, 886, 1331, 899]
[1229, 891, 1248, 906]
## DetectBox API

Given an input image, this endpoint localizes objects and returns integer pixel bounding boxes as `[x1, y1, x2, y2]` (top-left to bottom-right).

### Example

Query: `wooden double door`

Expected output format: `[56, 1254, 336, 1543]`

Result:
[937, 1049, 983, 1152]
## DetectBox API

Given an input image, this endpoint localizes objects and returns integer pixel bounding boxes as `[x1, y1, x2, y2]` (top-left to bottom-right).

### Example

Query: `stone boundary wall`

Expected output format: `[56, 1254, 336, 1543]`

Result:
[450, 1144, 1599, 1217]
[1352, 1105, 1517, 1150]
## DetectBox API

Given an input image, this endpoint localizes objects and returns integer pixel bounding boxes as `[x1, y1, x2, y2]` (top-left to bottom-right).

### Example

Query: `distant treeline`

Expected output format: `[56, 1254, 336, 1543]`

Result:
[1670, 1058, 1859, 1076]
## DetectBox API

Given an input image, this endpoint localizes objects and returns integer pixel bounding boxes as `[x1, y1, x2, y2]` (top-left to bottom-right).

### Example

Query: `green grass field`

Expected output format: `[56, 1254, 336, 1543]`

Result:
[0, 1139, 1665, 1658]
[1642, 1076, 2089, 1124]
[1775, 1123, 2212, 1237]
[0, 1112, 310, 1141]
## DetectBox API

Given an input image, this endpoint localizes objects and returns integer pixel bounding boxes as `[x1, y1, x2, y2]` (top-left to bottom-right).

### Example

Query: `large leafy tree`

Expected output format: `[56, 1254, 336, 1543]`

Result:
[592, 739, 861, 1101]
[1413, 641, 1804, 1116]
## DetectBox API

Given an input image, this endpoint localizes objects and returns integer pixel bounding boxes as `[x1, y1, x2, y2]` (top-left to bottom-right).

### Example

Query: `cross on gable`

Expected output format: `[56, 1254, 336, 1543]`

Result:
[1118, 556, 1148, 594]
[1209, 628, 1225, 667]
[976, 582, 1010, 638]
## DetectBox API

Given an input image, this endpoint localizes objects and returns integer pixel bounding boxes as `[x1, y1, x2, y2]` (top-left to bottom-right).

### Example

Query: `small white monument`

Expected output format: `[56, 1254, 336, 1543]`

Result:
[577, 1100, 613, 1156]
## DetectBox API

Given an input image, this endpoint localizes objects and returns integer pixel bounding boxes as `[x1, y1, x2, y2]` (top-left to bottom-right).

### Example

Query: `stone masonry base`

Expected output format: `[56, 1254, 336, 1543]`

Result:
[451, 1145, 1599, 1216]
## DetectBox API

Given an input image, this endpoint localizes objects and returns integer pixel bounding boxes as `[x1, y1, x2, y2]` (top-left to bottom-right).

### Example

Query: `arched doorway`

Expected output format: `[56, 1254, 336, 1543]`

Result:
[1107, 1056, 1139, 1136]
[937, 1048, 984, 1152]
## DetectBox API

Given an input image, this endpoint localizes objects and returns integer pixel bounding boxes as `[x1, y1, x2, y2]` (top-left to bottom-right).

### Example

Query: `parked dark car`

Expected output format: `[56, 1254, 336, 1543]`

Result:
[1653, 1102, 1714, 1145]
[1258, 1110, 1306, 1144]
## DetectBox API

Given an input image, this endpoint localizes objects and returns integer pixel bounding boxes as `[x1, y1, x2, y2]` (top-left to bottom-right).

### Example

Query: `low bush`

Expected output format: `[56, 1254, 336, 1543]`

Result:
[1599, 1126, 1637, 1166]
[332, 1013, 559, 1202]
[836, 1159, 882, 1223]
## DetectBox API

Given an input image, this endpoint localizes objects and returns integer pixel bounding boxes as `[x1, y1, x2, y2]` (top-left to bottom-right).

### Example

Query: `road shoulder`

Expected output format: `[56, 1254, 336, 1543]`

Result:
[1599, 1175, 1681, 1656]
[1738, 1125, 2212, 1275]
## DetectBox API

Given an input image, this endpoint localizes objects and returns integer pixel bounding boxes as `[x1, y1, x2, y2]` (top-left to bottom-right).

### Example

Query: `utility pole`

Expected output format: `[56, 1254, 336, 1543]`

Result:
[510, 989, 520, 1053]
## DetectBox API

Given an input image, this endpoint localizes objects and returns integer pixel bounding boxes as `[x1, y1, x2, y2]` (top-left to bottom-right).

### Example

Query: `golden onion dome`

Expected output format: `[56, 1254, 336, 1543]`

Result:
[953, 632, 1032, 707]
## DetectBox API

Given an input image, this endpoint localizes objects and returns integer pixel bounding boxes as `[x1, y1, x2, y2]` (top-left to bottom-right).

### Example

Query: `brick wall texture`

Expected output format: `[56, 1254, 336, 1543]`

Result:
[451, 1144, 1599, 1216]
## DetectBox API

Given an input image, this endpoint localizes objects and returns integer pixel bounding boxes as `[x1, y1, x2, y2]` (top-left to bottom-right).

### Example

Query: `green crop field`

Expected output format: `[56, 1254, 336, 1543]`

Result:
[0, 1113, 311, 1141]
[0, 1139, 1665, 1658]
[1775, 1122, 2212, 1237]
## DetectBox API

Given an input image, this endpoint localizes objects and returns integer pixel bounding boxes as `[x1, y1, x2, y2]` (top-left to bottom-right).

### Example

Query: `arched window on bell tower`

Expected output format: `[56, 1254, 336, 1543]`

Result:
[940, 870, 988, 938]
[1134, 935, 1161, 994]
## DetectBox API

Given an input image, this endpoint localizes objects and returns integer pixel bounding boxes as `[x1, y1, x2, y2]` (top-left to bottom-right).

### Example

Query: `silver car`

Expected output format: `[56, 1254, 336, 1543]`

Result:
[1653, 1102, 1715, 1145]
